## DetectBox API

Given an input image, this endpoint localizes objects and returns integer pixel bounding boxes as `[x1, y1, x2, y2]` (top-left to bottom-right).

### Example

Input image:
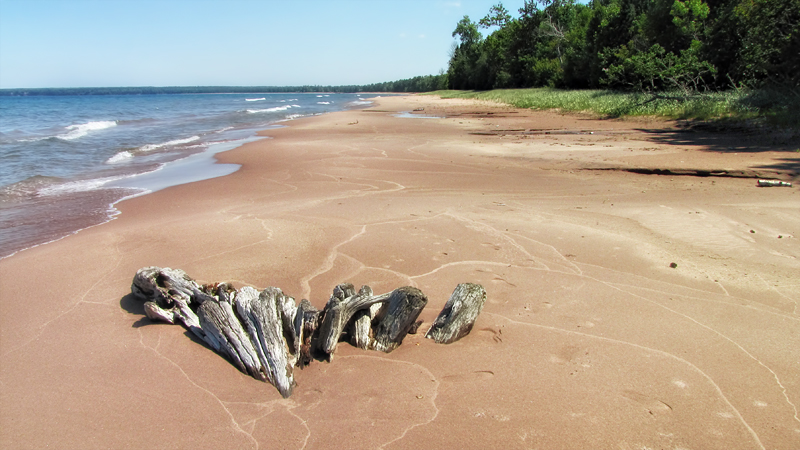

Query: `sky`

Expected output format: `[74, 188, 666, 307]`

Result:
[0, 0, 535, 89]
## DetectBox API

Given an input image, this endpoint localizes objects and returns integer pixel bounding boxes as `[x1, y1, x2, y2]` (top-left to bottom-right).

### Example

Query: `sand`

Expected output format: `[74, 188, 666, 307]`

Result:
[1, 95, 798, 450]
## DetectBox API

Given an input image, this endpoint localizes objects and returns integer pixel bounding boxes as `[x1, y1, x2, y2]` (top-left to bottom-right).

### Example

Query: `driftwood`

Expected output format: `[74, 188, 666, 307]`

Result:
[234, 286, 296, 397]
[132, 267, 214, 342]
[425, 283, 487, 344]
[314, 284, 394, 358]
[371, 286, 428, 352]
[131, 266, 484, 398]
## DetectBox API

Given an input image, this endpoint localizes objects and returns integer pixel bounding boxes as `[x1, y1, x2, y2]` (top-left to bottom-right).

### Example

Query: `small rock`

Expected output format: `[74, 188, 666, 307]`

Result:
[750, 230, 755, 233]
[670, 262, 678, 269]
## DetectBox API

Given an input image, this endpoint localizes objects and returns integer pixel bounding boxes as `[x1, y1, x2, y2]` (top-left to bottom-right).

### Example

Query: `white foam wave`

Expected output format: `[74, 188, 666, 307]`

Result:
[37, 174, 131, 196]
[246, 105, 296, 114]
[105, 150, 133, 164]
[316, 95, 324, 97]
[317, 101, 331, 105]
[245, 97, 266, 102]
[56, 120, 117, 141]
[279, 114, 305, 122]
[350, 100, 373, 106]
[17, 136, 49, 143]
[139, 136, 200, 152]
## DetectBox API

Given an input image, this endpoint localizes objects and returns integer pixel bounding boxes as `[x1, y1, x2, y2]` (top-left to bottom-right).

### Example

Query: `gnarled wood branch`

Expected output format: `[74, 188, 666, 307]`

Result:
[131, 266, 212, 342]
[315, 284, 391, 357]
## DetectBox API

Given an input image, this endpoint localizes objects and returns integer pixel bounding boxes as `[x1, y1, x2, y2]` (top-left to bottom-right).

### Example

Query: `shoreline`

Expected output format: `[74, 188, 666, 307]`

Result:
[0, 93, 379, 260]
[1, 95, 798, 449]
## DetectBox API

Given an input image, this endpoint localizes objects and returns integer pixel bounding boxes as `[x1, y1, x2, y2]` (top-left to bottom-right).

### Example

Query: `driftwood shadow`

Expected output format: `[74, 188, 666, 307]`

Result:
[119, 293, 152, 329]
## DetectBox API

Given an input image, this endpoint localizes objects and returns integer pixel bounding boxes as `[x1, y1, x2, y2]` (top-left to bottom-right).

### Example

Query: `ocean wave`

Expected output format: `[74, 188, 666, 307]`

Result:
[317, 101, 331, 105]
[278, 114, 305, 122]
[246, 105, 297, 114]
[139, 136, 200, 152]
[36, 173, 141, 196]
[349, 100, 373, 106]
[105, 150, 134, 164]
[56, 120, 117, 141]
[245, 98, 266, 102]
[0, 175, 64, 199]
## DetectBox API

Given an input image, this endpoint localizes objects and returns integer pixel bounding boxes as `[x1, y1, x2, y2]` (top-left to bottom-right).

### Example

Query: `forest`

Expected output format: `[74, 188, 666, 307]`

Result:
[442, 0, 798, 93]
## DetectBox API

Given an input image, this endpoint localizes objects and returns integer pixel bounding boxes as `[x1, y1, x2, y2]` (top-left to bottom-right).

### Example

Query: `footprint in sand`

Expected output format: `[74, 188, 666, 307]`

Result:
[476, 326, 504, 344]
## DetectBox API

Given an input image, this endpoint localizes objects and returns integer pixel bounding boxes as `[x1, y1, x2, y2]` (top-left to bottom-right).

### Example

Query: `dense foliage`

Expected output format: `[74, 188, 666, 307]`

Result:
[445, 0, 799, 92]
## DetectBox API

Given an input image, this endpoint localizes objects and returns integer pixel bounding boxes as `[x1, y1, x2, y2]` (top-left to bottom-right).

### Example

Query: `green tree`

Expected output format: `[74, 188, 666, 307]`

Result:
[734, 0, 800, 87]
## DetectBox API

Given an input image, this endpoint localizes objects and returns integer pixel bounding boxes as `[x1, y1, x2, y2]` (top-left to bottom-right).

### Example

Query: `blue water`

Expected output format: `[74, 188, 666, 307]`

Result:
[0, 93, 376, 258]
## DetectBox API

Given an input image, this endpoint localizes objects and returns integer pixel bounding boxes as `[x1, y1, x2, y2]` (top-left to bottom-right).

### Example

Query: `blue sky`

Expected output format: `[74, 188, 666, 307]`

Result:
[0, 0, 537, 88]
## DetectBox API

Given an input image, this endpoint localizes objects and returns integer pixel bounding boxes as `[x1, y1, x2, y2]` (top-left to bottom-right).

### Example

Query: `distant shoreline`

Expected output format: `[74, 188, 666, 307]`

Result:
[0, 86, 410, 96]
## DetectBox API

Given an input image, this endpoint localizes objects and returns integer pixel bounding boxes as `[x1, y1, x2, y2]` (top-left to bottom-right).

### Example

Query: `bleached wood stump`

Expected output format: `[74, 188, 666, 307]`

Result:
[131, 266, 485, 398]
[425, 283, 487, 344]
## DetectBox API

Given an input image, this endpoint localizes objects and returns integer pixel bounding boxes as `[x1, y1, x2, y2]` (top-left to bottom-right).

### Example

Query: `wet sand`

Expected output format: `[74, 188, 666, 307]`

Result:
[1, 95, 798, 449]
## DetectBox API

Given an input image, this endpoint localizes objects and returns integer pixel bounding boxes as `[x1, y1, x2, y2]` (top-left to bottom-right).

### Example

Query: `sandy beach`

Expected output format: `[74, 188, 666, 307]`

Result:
[1, 95, 798, 449]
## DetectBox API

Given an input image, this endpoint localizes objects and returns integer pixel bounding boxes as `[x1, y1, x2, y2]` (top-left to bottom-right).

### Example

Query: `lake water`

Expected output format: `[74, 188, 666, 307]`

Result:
[0, 92, 375, 258]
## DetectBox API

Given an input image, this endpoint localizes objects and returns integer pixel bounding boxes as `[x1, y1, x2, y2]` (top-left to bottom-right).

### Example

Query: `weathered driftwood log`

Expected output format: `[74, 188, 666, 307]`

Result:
[132, 266, 486, 398]
[349, 301, 384, 350]
[425, 283, 487, 344]
[132, 266, 214, 341]
[196, 286, 264, 381]
[235, 286, 295, 398]
[370, 286, 428, 353]
[293, 299, 320, 367]
[314, 284, 392, 357]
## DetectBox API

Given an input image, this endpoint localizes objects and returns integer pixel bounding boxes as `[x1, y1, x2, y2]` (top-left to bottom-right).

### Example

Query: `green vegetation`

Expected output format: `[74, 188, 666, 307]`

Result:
[445, 0, 799, 92]
[431, 0, 799, 127]
[431, 87, 800, 127]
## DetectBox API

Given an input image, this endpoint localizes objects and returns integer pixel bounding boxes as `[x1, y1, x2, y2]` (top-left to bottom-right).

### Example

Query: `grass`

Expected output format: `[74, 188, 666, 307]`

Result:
[426, 87, 800, 130]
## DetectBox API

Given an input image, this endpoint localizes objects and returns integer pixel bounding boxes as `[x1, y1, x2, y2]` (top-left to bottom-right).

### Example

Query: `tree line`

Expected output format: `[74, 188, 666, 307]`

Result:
[0, 76, 453, 96]
[446, 0, 798, 93]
